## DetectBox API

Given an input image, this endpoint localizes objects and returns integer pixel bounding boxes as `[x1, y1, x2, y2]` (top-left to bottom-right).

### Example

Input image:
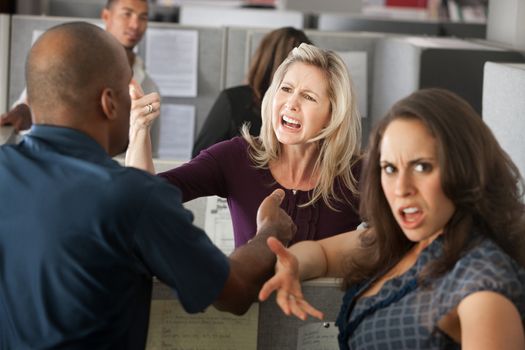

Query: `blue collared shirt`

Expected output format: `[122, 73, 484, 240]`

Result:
[0, 125, 229, 349]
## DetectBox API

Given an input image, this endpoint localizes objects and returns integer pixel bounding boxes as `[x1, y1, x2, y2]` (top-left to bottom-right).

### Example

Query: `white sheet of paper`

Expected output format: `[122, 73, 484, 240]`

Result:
[157, 104, 195, 161]
[145, 28, 198, 97]
[335, 51, 368, 118]
[31, 30, 44, 45]
[146, 300, 258, 350]
[297, 322, 339, 350]
[204, 196, 234, 255]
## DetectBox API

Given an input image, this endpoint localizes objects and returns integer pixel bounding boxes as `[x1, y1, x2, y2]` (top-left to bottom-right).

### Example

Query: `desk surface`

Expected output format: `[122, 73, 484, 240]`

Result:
[0, 126, 15, 145]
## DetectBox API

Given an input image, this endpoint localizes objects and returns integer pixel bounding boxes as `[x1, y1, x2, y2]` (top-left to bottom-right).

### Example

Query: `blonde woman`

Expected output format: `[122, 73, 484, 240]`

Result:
[126, 43, 363, 247]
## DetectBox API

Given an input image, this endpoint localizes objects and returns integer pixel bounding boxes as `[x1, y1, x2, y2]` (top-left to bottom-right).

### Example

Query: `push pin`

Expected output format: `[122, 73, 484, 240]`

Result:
[323, 322, 330, 328]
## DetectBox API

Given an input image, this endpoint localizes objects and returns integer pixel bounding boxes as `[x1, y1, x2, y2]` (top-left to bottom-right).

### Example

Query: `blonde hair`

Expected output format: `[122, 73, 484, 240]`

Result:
[242, 43, 362, 208]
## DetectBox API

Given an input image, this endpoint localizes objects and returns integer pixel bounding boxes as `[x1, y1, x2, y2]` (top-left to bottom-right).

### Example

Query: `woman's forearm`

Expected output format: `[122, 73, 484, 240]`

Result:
[126, 127, 155, 174]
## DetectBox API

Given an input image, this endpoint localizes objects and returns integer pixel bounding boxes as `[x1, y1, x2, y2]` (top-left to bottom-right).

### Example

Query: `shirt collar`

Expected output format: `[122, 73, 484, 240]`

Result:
[25, 125, 110, 163]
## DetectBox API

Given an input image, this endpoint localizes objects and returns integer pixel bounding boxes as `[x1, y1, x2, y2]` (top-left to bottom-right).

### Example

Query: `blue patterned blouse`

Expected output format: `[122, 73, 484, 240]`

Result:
[336, 234, 525, 350]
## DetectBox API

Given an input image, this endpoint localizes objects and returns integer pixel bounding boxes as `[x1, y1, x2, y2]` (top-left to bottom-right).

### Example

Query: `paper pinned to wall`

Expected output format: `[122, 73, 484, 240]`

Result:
[145, 28, 199, 97]
[31, 29, 44, 44]
[335, 51, 368, 118]
[204, 196, 234, 255]
[158, 104, 195, 161]
[296, 321, 339, 350]
[146, 299, 258, 350]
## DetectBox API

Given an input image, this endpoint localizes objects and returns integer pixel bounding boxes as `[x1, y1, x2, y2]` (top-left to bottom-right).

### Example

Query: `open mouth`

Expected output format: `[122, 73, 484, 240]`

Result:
[282, 115, 301, 129]
[399, 206, 423, 227]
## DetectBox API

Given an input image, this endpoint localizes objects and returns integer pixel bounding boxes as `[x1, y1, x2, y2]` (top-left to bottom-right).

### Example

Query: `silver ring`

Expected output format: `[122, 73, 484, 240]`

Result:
[145, 103, 153, 114]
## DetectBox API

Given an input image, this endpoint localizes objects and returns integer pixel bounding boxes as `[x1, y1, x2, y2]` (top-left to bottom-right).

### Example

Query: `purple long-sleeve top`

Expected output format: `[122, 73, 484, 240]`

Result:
[158, 137, 361, 247]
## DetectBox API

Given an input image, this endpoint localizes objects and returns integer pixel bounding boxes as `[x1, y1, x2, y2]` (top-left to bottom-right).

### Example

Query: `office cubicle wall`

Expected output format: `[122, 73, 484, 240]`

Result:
[179, 5, 304, 29]
[278, 0, 362, 14]
[0, 14, 10, 114]
[47, 0, 106, 18]
[483, 62, 525, 196]
[317, 13, 441, 36]
[143, 22, 227, 147]
[440, 22, 486, 39]
[487, 0, 525, 51]
[371, 36, 525, 126]
[317, 14, 487, 39]
[150, 275, 345, 350]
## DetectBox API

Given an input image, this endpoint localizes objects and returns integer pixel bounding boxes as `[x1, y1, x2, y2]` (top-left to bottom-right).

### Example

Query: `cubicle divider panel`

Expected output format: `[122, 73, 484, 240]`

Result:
[372, 36, 525, 126]
[9, 15, 102, 108]
[483, 62, 525, 197]
[47, 0, 106, 19]
[141, 22, 227, 160]
[180, 5, 304, 29]
[440, 22, 486, 39]
[224, 27, 263, 90]
[371, 37, 421, 125]
[150, 278, 345, 350]
[419, 48, 524, 114]
[0, 14, 10, 114]
[317, 13, 441, 36]
[258, 279, 344, 350]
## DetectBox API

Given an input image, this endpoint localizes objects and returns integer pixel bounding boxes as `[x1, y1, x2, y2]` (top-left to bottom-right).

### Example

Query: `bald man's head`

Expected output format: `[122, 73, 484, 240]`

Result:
[26, 22, 131, 122]
[26, 22, 133, 155]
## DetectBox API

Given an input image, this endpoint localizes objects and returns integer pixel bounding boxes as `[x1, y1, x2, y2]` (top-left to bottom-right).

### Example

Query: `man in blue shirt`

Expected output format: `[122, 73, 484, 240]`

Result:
[0, 22, 295, 349]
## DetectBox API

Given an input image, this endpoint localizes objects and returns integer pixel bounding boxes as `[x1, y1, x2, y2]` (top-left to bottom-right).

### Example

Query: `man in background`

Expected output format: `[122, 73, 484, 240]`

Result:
[0, 22, 294, 349]
[1, 0, 158, 132]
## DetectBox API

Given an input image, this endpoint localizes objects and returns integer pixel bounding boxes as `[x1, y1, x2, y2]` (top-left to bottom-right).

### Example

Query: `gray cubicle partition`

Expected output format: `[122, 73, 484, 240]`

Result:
[0, 14, 10, 114]
[317, 14, 487, 39]
[151, 277, 344, 350]
[143, 22, 227, 145]
[317, 13, 441, 36]
[47, 0, 106, 18]
[440, 22, 486, 39]
[371, 36, 525, 126]
[180, 5, 304, 29]
[483, 62, 525, 194]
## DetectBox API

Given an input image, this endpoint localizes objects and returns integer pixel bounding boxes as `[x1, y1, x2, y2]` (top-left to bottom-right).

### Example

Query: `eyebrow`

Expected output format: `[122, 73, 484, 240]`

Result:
[281, 80, 322, 99]
[120, 6, 148, 15]
[379, 157, 436, 165]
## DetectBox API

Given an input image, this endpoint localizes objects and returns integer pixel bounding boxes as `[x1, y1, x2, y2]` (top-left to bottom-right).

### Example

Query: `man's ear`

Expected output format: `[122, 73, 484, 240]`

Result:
[100, 88, 118, 121]
[101, 8, 110, 25]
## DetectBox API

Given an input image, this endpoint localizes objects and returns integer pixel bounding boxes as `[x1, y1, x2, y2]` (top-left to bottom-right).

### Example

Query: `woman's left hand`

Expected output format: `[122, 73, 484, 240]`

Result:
[129, 79, 161, 132]
[259, 237, 324, 321]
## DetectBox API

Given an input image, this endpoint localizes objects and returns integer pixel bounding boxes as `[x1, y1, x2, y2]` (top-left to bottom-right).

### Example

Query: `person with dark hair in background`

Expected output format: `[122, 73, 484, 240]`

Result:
[127, 43, 363, 249]
[260, 88, 525, 349]
[0, 0, 160, 138]
[192, 27, 312, 157]
[0, 22, 295, 349]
